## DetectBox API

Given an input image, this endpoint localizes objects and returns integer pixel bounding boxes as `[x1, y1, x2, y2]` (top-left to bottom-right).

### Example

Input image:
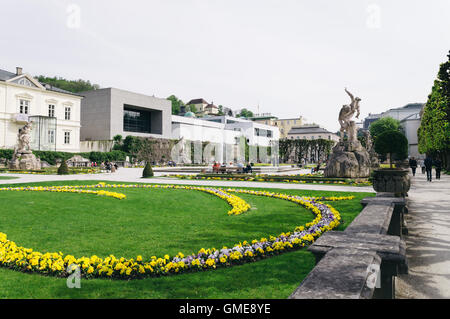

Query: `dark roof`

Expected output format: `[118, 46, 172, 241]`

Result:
[41, 83, 83, 97]
[0, 68, 82, 97]
[187, 98, 208, 104]
[389, 103, 424, 111]
[0, 69, 17, 81]
[205, 103, 218, 109]
[288, 126, 333, 135]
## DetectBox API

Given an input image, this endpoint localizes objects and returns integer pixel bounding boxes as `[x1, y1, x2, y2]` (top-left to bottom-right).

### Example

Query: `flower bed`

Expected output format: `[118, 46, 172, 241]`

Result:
[0, 183, 352, 280]
[163, 173, 372, 186]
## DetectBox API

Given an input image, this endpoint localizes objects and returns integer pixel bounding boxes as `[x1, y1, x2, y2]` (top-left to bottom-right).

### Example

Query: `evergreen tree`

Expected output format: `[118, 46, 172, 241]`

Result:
[57, 160, 69, 175]
[418, 51, 450, 169]
[142, 162, 154, 178]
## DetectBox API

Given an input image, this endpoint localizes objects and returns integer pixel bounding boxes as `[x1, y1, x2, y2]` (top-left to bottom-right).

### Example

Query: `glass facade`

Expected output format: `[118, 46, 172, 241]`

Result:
[29, 115, 57, 151]
[123, 106, 152, 133]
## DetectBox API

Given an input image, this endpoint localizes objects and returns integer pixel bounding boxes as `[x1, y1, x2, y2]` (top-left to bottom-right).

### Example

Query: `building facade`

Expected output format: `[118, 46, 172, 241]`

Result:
[362, 103, 425, 157]
[400, 113, 422, 159]
[249, 113, 304, 138]
[172, 115, 280, 164]
[287, 125, 339, 142]
[80, 88, 172, 141]
[0, 67, 82, 152]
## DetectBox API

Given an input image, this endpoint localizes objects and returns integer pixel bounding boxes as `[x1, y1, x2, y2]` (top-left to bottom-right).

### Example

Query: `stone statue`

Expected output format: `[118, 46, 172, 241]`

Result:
[324, 88, 370, 178]
[363, 130, 380, 168]
[17, 121, 33, 152]
[338, 88, 361, 143]
[363, 130, 372, 151]
[9, 121, 41, 170]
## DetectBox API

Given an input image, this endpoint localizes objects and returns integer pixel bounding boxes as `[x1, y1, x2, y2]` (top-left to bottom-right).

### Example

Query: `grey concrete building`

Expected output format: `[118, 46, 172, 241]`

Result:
[80, 88, 172, 141]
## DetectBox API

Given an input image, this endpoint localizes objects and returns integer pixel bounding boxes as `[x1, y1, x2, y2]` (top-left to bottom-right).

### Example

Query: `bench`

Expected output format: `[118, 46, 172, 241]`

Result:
[290, 196, 408, 299]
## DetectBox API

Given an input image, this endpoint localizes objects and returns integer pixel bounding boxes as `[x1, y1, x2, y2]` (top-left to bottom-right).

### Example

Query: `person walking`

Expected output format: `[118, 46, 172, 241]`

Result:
[434, 158, 442, 180]
[418, 158, 425, 174]
[409, 157, 418, 176]
[424, 155, 433, 182]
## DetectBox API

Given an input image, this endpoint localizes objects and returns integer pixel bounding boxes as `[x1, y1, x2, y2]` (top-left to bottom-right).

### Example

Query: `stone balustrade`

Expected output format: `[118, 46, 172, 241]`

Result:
[289, 195, 408, 299]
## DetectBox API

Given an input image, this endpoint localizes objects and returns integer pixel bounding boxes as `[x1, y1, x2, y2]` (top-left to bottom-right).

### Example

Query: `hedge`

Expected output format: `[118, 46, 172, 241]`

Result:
[0, 149, 127, 165]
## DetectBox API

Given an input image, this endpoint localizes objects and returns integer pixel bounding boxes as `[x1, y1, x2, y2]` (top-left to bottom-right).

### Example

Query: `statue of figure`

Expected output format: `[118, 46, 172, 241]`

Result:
[363, 130, 373, 151]
[338, 88, 361, 142]
[17, 121, 33, 152]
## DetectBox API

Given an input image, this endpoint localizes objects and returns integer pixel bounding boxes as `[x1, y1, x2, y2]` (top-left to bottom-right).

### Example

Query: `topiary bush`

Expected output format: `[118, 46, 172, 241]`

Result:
[142, 162, 154, 178]
[374, 130, 408, 168]
[57, 161, 70, 175]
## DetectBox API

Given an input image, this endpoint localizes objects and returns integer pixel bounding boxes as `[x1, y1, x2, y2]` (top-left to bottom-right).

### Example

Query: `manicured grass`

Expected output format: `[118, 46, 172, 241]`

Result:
[0, 176, 17, 180]
[0, 180, 373, 298]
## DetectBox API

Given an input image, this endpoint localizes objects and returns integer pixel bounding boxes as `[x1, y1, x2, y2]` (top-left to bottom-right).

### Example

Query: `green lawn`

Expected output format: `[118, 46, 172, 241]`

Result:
[0, 176, 18, 180]
[0, 180, 373, 298]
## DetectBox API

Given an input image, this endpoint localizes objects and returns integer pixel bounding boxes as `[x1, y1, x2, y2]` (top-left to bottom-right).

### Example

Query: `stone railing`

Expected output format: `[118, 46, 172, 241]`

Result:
[289, 194, 408, 299]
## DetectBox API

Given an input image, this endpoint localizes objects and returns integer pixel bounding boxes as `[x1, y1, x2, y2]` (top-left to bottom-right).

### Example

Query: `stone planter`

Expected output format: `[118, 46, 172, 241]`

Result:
[372, 169, 411, 196]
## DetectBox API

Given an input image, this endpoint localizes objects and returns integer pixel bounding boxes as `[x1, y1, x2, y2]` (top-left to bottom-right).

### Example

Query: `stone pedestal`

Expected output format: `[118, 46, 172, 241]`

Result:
[324, 141, 371, 178]
[372, 169, 410, 196]
[9, 150, 41, 170]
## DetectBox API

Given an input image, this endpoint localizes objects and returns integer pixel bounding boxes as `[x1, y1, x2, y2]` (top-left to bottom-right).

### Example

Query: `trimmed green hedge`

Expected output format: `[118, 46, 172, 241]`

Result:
[0, 149, 126, 165]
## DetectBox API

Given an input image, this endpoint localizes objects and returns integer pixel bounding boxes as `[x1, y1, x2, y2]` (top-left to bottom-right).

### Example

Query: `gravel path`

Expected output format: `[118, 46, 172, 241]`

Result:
[0, 168, 374, 193]
[396, 170, 450, 298]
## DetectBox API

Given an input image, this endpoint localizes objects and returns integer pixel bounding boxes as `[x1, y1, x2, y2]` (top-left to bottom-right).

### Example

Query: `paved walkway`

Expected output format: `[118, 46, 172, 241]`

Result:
[0, 168, 374, 193]
[396, 170, 450, 298]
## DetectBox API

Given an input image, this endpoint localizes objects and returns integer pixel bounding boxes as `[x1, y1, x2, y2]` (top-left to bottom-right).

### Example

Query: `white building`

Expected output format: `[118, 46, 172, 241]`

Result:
[171, 115, 280, 164]
[0, 67, 82, 152]
[400, 113, 422, 159]
[362, 103, 425, 158]
[287, 125, 340, 143]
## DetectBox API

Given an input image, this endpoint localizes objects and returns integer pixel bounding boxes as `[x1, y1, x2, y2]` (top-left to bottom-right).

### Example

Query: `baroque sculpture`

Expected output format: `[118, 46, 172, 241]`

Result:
[324, 88, 371, 178]
[9, 121, 41, 170]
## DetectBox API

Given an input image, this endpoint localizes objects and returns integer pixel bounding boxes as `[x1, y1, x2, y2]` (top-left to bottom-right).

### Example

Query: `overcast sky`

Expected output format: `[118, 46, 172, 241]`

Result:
[1, 0, 449, 131]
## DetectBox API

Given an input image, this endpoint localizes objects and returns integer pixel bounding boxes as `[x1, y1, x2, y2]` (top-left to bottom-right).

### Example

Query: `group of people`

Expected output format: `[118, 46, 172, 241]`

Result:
[409, 156, 442, 181]
[212, 162, 253, 174]
[90, 161, 118, 173]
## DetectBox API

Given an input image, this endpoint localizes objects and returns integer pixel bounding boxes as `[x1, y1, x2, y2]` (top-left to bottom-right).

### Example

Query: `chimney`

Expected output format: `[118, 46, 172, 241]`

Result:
[16, 67, 22, 75]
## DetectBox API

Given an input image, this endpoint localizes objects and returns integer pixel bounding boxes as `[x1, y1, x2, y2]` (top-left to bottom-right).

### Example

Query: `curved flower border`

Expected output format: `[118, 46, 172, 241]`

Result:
[0, 183, 352, 279]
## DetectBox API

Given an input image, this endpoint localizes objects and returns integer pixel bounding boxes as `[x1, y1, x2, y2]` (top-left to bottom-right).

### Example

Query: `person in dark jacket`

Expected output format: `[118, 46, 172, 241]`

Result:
[424, 156, 433, 182]
[434, 158, 442, 180]
[409, 157, 417, 176]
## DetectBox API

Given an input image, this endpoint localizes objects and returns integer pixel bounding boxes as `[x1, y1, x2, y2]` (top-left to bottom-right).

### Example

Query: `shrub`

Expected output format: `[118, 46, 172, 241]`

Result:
[142, 162, 154, 178]
[0, 149, 127, 166]
[57, 161, 69, 175]
[374, 130, 408, 168]
[0, 149, 14, 160]
[369, 117, 401, 141]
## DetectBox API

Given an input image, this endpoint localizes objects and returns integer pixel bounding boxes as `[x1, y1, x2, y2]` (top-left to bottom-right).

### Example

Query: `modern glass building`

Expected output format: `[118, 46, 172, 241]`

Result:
[80, 88, 171, 141]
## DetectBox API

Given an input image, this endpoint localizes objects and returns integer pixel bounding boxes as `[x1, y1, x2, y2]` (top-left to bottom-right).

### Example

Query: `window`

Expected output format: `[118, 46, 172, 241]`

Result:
[19, 99, 29, 114]
[124, 108, 151, 133]
[64, 131, 70, 144]
[48, 104, 55, 117]
[65, 107, 71, 120]
[48, 130, 55, 144]
[18, 78, 33, 87]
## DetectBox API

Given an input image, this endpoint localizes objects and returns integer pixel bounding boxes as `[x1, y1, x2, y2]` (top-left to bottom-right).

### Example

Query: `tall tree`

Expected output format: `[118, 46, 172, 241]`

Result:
[167, 95, 184, 115]
[418, 51, 450, 169]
